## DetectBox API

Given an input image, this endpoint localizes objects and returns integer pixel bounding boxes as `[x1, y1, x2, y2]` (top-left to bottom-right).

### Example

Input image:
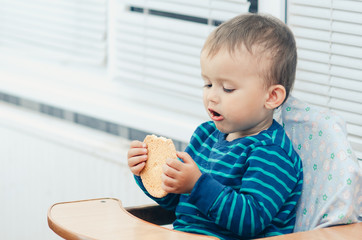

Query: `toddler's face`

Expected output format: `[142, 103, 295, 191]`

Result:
[200, 46, 273, 140]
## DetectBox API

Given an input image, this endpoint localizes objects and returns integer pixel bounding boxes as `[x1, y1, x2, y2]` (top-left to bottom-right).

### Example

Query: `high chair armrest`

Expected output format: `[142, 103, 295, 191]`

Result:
[125, 204, 176, 226]
[261, 223, 362, 240]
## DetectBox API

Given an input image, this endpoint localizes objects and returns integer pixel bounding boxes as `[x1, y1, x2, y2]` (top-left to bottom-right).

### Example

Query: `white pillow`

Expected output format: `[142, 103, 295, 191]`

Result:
[275, 95, 362, 232]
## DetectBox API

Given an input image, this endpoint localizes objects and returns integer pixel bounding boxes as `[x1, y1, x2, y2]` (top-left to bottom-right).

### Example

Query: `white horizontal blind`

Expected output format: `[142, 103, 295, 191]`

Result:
[287, 0, 362, 158]
[0, 0, 107, 65]
[112, 0, 250, 119]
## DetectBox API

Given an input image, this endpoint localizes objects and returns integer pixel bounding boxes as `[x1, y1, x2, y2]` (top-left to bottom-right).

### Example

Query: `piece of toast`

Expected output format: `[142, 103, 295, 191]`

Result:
[140, 135, 177, 198]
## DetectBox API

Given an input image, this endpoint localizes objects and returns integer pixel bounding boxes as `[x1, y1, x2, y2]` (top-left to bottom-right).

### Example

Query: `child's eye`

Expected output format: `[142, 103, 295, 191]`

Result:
[204, 84, 212, 88]
[223, 88, 234, 93]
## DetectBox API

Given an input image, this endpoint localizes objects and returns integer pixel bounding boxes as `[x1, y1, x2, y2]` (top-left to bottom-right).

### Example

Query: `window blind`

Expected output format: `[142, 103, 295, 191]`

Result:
[0, 0, 107, 65]
[287, 0, 362, 158]
[112, 0, 251, 120]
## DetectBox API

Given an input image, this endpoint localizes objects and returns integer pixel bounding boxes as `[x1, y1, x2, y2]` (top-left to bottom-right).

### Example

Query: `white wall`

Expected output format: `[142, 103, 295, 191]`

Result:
[0, 102, 154, 240]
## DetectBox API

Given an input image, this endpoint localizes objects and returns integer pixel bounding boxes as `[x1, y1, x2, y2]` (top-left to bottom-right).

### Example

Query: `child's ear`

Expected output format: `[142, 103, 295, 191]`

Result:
[265, 84, 286, 109]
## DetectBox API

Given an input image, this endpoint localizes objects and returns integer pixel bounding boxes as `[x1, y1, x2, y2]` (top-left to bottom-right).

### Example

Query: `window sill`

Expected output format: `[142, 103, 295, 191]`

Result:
[0, 54, 203, 145]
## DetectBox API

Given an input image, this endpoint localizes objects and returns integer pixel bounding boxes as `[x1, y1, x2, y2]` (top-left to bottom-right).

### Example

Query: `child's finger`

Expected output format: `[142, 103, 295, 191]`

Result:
[176, 152, 194, 164]
[166, 157, 183, 171]
[128, 155, 147, 167]
[131, 162, 146, 176]
[162, 163, 179, 178]
[161, 173, 177, 192]
[127, 146, 147, 159]
[130, 140, 147, 148]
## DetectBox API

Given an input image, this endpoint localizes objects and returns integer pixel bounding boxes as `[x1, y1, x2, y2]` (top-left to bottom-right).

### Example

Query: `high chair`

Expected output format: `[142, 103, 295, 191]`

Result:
[274, 95, 361, 231]
[48, 96, 362, 239]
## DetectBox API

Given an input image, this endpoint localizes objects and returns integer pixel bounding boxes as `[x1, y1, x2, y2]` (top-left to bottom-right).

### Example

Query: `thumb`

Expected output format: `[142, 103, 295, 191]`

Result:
[176, 152, 193, 164]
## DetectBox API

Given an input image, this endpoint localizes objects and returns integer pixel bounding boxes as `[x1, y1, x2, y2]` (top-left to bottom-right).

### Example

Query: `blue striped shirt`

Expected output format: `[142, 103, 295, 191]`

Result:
[135, 120, 303, 239]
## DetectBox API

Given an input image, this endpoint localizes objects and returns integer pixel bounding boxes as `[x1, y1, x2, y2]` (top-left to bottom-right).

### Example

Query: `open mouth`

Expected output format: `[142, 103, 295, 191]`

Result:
[209, 108, 224, 121]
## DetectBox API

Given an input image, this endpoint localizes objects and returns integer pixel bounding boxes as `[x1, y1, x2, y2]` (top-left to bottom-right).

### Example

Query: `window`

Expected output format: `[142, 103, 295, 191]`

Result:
[110, 0, 252, 120]
[0, 0, 254, 143]
[0, 0, 107, 65]
[287, 0, 362, 158]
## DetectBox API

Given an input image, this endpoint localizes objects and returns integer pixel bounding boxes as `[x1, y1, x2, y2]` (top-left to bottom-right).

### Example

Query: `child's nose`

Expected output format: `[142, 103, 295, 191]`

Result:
[206, 88, 219, 103]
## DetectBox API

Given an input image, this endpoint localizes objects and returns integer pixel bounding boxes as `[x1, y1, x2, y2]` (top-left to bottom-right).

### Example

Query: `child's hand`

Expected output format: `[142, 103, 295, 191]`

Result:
[127, 140, 148, 176]
[162, 152, 202, 194]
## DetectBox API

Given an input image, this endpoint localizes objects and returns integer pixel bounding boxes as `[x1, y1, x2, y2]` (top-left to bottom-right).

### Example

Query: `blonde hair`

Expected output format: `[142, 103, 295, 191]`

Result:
[202, 13, 297, 101]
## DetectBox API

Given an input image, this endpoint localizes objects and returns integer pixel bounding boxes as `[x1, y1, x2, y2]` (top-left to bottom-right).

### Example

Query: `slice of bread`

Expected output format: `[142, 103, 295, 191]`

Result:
[140, 135, 177, 198]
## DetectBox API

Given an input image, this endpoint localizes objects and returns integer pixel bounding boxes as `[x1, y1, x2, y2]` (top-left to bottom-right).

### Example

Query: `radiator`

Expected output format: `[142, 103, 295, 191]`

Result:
[0, 102, 154, 240]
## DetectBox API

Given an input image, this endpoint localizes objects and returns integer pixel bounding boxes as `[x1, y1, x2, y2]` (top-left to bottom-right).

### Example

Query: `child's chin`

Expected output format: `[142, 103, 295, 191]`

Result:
[214, 123, 230, 133]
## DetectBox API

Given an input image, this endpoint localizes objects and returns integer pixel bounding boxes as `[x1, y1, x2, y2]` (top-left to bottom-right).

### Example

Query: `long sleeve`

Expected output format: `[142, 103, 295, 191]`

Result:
[134, 175, 180, 210]
[134, 121, 303, 240]
[188, 145, 303, 238]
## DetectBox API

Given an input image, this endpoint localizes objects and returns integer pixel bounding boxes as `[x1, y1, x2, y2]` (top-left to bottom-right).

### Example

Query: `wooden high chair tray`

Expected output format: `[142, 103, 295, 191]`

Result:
[48, 198, 362, 240]
[47, 198, 218, 240]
